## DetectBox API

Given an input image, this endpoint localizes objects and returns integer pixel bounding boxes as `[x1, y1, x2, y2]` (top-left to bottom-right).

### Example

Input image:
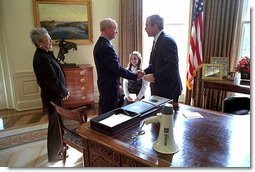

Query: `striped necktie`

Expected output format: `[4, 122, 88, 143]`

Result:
[151, 40, 155, 56]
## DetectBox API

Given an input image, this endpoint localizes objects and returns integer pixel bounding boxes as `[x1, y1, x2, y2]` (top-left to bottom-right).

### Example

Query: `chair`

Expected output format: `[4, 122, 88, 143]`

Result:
[222, 96, 250, 115]
[51, 102, 87, 166]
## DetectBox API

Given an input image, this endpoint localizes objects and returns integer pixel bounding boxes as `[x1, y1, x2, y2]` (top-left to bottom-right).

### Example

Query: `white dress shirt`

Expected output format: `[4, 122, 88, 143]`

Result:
[123, 66, 149, 100]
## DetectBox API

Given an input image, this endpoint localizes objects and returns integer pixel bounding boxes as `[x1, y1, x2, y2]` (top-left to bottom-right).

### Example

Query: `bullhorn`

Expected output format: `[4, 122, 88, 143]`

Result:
[144, 103, 179, 154]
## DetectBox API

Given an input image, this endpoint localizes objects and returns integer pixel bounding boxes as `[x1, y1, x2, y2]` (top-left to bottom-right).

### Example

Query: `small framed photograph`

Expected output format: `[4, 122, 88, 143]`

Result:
[202, 64, 223, 80]
[210, 57, 229, 77]
[227, 72, 235, 80]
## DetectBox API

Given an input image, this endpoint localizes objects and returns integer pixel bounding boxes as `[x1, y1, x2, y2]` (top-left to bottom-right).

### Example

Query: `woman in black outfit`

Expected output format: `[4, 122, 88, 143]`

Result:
[30, 27, 70, 162]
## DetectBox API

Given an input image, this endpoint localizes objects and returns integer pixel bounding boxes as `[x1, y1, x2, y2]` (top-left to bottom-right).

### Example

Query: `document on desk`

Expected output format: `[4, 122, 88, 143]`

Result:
[182, 111, 204, 119]
[99, 113, 132, 127]
[129, 93, 137, 100]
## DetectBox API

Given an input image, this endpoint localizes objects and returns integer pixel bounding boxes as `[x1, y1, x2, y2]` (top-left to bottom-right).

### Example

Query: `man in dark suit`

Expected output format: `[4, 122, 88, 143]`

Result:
[93, 18, 143, 115]
[30, 28, 70, 162]
[143, 15, 183, 105]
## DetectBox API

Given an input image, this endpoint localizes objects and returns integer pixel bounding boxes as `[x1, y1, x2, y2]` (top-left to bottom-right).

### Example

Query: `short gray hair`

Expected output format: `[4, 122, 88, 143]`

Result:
[29, 27, 48, 47]
[100, 18, 117, 31]
[148, 14, 164, 30]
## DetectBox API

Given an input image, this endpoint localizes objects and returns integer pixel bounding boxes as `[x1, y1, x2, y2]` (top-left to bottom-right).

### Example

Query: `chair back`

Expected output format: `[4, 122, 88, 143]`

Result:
[222, 96, 250, 115]
[51, 102, 87, 166]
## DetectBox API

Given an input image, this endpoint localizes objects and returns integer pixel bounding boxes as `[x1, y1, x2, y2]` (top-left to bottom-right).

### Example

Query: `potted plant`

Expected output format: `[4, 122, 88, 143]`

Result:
[235, 56, 250, 80]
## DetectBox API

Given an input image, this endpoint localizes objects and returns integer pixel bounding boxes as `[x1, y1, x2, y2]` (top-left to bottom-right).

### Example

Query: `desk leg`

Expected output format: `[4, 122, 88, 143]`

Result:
[82, 139, 89, 167]
[202, 88, 207, 108]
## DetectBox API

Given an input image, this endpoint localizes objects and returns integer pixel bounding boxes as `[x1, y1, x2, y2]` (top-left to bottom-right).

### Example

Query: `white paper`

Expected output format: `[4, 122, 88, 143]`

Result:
[129, 93, 137, 100]
[99, 113, 132, 127]
[182, 111, 204, 119]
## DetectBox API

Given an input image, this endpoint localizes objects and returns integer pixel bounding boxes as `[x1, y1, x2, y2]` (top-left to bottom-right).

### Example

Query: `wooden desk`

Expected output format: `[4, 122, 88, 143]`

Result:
[202, 79, 250, 110]
[77, 104, 250, 167]
[202, 79, 250, 94]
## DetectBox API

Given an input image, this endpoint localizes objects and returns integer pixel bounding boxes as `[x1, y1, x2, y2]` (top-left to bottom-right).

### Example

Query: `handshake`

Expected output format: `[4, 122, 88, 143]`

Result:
[136, 70, 155, 83]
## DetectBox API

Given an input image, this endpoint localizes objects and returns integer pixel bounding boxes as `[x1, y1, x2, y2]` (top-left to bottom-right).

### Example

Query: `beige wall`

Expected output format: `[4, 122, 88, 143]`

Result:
[0, 0, 120, 110]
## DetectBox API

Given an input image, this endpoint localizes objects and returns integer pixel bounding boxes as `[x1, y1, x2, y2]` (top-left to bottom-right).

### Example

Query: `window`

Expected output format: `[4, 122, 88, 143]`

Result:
[142, 0, 191, 102]
[239, 0, 250, 57]
[234, 0, 250, 98]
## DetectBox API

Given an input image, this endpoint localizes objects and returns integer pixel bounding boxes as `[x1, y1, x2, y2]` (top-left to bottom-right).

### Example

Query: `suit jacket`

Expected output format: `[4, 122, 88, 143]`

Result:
[93, 36, 137, 100]
[33, 48, 68, 108]
[144, 32, 183, 99]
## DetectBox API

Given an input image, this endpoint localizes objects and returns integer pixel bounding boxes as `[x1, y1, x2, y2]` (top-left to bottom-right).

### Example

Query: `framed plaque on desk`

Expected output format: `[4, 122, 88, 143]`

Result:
[210, 57, 229, 77]
[202, 64, 223, 80]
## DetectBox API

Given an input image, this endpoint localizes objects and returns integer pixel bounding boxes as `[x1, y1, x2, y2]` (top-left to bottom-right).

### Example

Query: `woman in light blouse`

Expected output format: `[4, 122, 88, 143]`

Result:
[123, 51, 149, 103]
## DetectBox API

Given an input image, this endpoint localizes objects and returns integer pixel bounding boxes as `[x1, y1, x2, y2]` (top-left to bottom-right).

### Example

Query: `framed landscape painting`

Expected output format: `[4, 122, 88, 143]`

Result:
[33, 0, 93, 44]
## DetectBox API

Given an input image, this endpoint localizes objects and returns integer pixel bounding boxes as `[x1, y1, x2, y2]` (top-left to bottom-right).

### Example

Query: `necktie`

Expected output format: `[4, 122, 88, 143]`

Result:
[151, 41, 155, 56]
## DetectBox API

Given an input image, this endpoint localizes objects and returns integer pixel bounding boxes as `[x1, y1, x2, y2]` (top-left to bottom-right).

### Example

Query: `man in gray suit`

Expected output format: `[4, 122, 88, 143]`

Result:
[143, 14, 183, 106]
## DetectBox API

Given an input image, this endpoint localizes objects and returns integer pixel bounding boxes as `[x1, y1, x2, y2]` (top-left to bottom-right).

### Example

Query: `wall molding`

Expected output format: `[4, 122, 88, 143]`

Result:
[13, 69, 99, 111]
[13, 71, 42, 111]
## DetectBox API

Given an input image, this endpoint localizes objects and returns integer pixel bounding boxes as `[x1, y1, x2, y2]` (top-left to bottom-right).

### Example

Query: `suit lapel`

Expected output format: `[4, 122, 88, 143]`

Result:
[155, 32, 164, 51]
[150, 32, 164, 71]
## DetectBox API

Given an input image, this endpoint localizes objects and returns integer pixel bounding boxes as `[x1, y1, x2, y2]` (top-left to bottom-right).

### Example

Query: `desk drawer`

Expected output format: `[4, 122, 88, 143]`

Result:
[65, 92, 94, 104]
[63, 64, 94, 108]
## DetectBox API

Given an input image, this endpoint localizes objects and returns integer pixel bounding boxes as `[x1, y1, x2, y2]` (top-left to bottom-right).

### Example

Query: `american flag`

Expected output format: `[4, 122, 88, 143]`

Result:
[186, 0, 204, 90]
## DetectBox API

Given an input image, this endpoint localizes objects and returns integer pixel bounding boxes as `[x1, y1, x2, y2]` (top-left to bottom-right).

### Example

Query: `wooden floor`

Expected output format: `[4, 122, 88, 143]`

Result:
[0, 104, 98, 131]
[0, 108, 48, 131]
[0, 104, 98, 167]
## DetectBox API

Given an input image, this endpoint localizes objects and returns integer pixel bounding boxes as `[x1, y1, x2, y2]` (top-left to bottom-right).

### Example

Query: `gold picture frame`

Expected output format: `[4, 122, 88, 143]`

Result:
[210, 57, 229, 77]
[33, 0, 93, 45]
[202, 64, 223, 80]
